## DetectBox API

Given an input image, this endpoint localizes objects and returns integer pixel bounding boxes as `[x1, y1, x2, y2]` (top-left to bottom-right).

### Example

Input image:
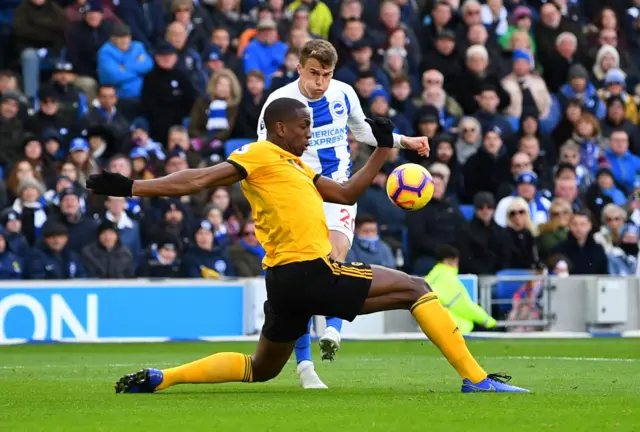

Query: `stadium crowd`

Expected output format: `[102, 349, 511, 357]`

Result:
[0, 0, 639, 280]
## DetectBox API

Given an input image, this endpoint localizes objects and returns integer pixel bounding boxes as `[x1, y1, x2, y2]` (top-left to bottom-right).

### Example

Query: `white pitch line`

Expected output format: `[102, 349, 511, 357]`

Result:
[482, 355, 639, 363]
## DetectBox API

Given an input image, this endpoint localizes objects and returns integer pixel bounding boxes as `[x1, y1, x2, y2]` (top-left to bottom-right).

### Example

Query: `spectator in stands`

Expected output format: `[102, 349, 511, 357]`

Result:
[97, 23, 153, 118]
[229, 220, 264, 277]
[137, 231, 182, 278]
[140, 41, 197, 144]
[473, 84, 515, 140]
[601, 96, 640, 153]
[183, 220, 234, 278]
[81, 220, 135, 278]
[495, 171, 551, 228]
[270, 48, 300, 91]
[542, 32, 578, 94]
[590, 42, 630, 86]
[12, 0, 67, 103]
[210, 0, 252, 44]
[288, 5, 322, 40]
[1, 209, 29, 259]
[562, 112, 607, 175]
[6, 160, 43, 203]
[346, 213, 395, 268]
[554, 175, 584, 213]
[115, 0, 165, 51]
[558, 64, 606, 122]
[233, 70, 266, 139]
[558, 142, 593, 192]
[419, 0, 453, 51]
[0, 228, 23, 279]
[496, 151, 532, 199]
[597, 69, 637, 124]
[505, 197, 540, 270]
[457, 45, 510, 116]
[603, 129, 640, 194]
[103, 195, 142, 261]
[25, 221, 87, 279]
[518, 135, 553, 192]
[130, 148, 153, 181]
[455, 116, 481, 166]
[328, 0, 363, 43]
[129, 118, 165, 170]
[407, 171, 464, 275]
[502, 50, 552, 125]
[552, 97, 584, 150]
[480, 0, 508, 37]
[26, 86, 80, 140]
[389, 76, 415, 123]
[211, 28, 242, 76]
[12, 177, 47, 246]
[202, 45, 226, 81]
[594, 203, 639, 275]
[188, 68, 242, 148]
[420, 30, 461, 97]
[431, 138, 462, 199]
[334, 18, 365, 69]
[22, 135, 56, 186]
[553, 209, 609, 275]
[456, 191, 510, 274]
[68, 138, 99, 186]
[64, 0, 118, 23]
[287, 0, 334, 40]
[165, 22, 206, 94]
[534, 2, 582, 68]
[172, 0, 211, 55]
[369, 86, 411, 136]
[83, 85, 130, 153]
[0, 92, 25, 174]
[243, 19, 288, 89]
[462, 129, 511, 203]
[202, 204, 232, 248]
[588, 164, 627, 207]
[67, 0, 114, 103]
[537, 198, 573, 261]
[456, 0, 482, 45]
[51, 188, 98, 253]
[382, 47, 413, 89]
[335, 37, 389, 90]
[419, 86, 459, 133]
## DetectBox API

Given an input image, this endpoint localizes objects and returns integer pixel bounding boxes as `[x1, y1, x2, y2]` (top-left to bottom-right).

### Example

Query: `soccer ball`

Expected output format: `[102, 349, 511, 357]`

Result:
[386, 163, 434, 211]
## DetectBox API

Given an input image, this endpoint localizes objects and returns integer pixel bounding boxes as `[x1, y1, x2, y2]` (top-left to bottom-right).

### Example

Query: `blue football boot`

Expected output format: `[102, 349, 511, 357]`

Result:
[115, 368, 164, 394]
[461, 373, 530, 393]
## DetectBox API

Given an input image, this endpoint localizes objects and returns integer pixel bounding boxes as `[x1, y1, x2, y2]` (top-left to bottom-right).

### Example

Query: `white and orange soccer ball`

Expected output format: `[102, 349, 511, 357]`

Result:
[386, 163, 434, 211]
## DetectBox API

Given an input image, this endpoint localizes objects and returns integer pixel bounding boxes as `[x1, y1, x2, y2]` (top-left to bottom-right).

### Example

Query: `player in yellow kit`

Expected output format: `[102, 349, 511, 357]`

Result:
[86, 97, 528, 393]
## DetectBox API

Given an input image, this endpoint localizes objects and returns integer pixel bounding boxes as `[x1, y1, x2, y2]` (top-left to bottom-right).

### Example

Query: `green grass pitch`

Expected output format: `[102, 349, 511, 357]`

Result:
[1, 339, 639, 432]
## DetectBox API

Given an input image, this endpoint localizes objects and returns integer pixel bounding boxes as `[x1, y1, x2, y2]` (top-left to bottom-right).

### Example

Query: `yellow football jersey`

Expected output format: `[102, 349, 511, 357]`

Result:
[226, 140, 332, 268]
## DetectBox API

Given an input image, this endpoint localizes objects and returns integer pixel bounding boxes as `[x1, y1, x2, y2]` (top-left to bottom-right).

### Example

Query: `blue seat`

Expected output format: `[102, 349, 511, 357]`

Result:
[494, 269, 533, 313]
[459, 204, 474, 221]
[224, 138, 254, 158]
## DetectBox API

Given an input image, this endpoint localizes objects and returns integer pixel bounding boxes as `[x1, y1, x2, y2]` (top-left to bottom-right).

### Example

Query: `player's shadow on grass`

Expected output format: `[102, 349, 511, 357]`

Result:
[147, 388, 454, 396]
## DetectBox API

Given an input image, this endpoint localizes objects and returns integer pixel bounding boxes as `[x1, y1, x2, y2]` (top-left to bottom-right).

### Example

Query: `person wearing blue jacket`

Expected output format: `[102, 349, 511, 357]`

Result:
[49, 188, 99, 254]
[25, 221, 87, 280]
[556, 64, 606, 121]
[346, 214, 396, 268]
[1, 209, 30, 260]
[603, 130, 640, 194]
[242, 19, 288, 89]
[115, 0, 165, 51]
[97, 23, 153, 99]
[182, 220, 234, 278]
[0, 228, 23, 280]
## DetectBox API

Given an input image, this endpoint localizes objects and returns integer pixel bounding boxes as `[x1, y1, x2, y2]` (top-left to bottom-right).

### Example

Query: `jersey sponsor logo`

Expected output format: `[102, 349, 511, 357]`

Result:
[330, 100, 346, 118]
[233, 145, 250, 155]
[259, 119, 266, 132]
[308, 127, 347, 147]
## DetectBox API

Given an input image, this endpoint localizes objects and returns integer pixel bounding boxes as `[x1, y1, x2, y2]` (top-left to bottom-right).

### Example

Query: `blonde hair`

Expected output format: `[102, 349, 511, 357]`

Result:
[550, 198, 573, 216]
[507, 197, 538, 236]
[429, 162, 450, 184]
[509, 30, 532, 50]
[601, 203, 627, 224]
[466, 44, 489, 61]
[206, 68, 242, 106]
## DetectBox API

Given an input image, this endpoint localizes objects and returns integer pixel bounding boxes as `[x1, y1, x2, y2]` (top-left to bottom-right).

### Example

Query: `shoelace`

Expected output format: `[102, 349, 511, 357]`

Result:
[487, 373, 512, 383]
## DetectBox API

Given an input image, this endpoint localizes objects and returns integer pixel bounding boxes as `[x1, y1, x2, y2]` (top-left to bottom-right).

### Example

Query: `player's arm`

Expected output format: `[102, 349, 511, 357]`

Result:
[343, 85, 429, 156]
[85, 163, 244, 198]
[315, 146, 390, 205]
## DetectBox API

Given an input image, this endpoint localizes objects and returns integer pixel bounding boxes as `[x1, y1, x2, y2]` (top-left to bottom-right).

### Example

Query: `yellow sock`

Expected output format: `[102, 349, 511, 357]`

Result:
[156, 352, 253, 391]
[411, 292, 487, 383]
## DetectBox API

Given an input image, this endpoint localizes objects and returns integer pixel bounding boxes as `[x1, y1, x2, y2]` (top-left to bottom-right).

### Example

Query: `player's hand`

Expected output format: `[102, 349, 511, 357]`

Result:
[402, 136, 430, 157]
[365, 117, 395, 148]
[86, 171, 133, 197]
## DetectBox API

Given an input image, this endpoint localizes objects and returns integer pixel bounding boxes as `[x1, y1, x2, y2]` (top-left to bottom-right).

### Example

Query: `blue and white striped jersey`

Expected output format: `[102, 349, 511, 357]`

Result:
[257, 79, 403, 182]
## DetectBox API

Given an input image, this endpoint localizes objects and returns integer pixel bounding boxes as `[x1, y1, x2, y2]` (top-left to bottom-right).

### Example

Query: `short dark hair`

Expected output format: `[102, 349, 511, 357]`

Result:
[436, 244, 459, 262]
[263, 97, 307, 131]
[572, 209, 593, 223]
[300, 40, 338, 68]
[356, 69, 376, 81]
[286, 47, 300, 58]
[355, 213, 377, 227]
[391, 75, 410, 86]
[98, 84, 116, 93]
[246, 69, 265, 81]
[555, 162, 576, 179]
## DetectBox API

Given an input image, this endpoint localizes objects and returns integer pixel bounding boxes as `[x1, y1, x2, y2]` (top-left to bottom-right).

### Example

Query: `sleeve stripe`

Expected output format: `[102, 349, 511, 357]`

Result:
[313, 174, 321, 183]
[227, 159, 248, 179]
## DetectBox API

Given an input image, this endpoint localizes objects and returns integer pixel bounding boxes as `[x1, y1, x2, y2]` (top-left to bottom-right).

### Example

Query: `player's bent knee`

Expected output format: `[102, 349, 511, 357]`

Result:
[409, 276, 430, 301]
[250, 356, 284, 382]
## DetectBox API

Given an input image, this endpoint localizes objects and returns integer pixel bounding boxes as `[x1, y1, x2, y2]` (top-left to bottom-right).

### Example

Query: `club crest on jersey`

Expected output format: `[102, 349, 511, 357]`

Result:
[330, 100, 347, 118]
[233, 145, 250, 155]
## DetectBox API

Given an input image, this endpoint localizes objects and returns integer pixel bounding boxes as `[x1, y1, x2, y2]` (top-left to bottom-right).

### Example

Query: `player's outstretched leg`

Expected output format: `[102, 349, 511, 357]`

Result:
[319, 317, 342, 361]
[295, 318, 327, 389]
[361, 266, 529, 393]
[114, 334, 295, 393]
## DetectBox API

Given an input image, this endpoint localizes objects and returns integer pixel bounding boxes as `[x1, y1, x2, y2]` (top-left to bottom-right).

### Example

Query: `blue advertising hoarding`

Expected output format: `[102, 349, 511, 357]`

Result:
[0, 281, 245, 343]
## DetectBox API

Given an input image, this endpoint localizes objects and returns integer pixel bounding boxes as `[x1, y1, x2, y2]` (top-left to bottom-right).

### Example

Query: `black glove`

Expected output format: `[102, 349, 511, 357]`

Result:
[86, 171, 133, 197]
[365, 117, 396, 148]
